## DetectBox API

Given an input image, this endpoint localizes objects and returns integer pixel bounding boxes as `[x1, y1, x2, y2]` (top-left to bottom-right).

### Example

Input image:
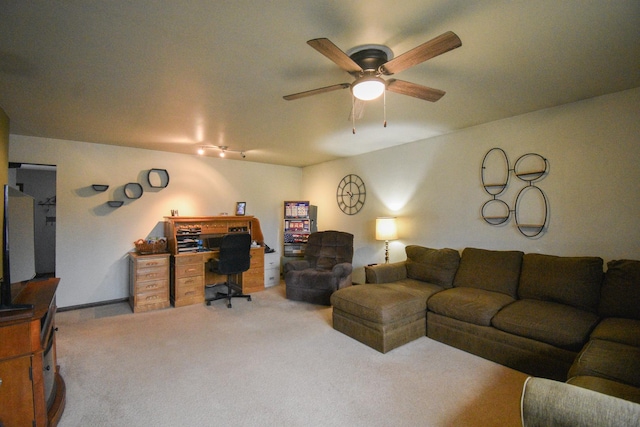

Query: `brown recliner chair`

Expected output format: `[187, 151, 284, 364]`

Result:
[284, 230, 354, 305]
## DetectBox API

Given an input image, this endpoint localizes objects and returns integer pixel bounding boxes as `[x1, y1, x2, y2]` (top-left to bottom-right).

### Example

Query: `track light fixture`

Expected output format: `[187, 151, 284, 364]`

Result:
[197, 145, 246, 159]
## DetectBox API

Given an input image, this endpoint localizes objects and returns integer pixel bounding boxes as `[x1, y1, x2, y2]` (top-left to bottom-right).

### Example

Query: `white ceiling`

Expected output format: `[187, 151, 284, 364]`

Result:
[1, 1, 639, 167]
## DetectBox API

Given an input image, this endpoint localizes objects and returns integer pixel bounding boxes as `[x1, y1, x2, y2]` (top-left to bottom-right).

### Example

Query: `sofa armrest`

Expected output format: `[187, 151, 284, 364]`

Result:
[521, 377, 640, 427]
[365, 262, 407, 284]
[283, 259, 310, 274]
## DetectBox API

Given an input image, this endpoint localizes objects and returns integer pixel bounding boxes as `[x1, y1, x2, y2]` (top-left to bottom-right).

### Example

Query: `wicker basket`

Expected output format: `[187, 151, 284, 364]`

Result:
[134, 238, 167, 254]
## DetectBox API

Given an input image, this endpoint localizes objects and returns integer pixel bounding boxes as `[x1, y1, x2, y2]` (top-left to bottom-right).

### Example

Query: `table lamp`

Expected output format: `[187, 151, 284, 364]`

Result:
[376, 217, 398, 263]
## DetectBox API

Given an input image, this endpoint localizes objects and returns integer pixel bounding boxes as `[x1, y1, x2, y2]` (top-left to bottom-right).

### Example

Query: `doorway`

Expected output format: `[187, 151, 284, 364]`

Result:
[8, 163, 56, 277]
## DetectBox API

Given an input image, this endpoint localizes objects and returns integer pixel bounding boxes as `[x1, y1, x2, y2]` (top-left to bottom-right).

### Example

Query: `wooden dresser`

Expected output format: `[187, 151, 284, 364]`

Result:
[128, 252, 170, 313]
[0, 278, 65, 426]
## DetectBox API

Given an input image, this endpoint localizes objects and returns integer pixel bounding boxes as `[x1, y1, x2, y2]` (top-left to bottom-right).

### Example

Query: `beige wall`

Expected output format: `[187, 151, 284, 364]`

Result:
[9, 137, 302, 307]
[303, 88, 640, 283]
[9, 88, 640, 304]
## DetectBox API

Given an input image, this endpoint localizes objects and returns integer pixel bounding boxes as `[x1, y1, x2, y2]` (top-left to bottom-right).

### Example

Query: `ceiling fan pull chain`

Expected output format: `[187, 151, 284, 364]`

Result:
[383, 89, 387, 128]
[352, 95, 356, 134]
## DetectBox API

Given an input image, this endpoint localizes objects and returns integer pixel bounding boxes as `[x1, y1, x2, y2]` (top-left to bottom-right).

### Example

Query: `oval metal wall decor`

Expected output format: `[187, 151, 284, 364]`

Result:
[480, 148, 549, 238]
[481, 147, 510, 196]
[514, 185, 548, 237]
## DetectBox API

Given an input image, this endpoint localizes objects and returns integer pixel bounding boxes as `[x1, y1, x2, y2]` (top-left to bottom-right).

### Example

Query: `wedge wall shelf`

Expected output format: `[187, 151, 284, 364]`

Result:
[92, 184, 109, 192]
[481, 148, 549, 237]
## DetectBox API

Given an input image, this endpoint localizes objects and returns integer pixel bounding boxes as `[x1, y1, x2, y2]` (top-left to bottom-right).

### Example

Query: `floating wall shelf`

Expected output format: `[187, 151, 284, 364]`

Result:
[124, 182, 144, 199]
[107, 201, 124, 208]
[92, 184, 109, 192]
[147, 168, 170, 188]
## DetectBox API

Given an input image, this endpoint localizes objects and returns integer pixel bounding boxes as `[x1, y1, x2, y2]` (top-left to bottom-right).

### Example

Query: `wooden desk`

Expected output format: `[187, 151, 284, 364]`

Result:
[170, 248, 264, 307]
[165, 216, 266, 307]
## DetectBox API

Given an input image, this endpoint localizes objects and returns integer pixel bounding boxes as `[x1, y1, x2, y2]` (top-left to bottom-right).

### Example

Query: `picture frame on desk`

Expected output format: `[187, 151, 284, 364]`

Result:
[236, 202, 246, 216]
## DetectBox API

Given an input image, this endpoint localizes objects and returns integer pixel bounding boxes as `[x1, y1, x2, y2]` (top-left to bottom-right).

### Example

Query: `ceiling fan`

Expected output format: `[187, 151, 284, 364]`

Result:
[283, 31, 462, 107]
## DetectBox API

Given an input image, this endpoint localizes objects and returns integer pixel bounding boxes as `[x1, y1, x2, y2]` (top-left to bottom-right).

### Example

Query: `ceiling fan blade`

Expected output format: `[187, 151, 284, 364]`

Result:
[380, 31, 462, 75]
[283, 83, 351, 100]
[348, 98, 366, 121]
[307, 38, 363, 74]
[386, 79, 446, 102]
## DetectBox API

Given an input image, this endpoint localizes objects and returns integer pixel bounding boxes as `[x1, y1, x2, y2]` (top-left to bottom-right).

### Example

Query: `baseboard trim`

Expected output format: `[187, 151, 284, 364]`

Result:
[58, 297, 129, 312]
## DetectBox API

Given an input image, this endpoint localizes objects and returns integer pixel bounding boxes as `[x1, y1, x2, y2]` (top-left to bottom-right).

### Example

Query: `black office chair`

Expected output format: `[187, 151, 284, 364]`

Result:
[205, 233, 252, 308]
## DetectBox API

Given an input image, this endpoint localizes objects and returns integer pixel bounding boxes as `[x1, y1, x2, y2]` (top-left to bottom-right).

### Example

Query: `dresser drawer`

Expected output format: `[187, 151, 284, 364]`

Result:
[174, 282, 204, 300]
[136, 256, 169, 269]
[250, 248, 264, 268]
[175, 254, 202, 265]
[134, 278, 168, 293]
[176, 275, 203, 289]
[174, 263, 202, 277]
[136, 266, 168, 282]
[135, 288, 169, 307]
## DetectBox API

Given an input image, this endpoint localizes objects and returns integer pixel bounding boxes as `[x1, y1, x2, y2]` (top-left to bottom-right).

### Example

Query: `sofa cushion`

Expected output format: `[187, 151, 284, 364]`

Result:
[518, 253, 603, 313]
[452, 247, 523, 298]
[492, 299, 599, 351]
[591, 318, 640, 347]
[568, 339, 640, 388]
[405, 246, 460, 289]
[599, 259, 640, 320]
[427, 287, 515, 326]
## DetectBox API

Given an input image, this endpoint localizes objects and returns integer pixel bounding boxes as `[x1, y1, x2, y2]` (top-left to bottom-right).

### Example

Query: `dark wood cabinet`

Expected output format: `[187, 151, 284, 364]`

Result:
[0, 278, 65, 426]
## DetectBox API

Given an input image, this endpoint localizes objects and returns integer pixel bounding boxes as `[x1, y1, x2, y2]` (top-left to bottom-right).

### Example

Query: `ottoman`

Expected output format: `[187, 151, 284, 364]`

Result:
[330, 284, 427, 353]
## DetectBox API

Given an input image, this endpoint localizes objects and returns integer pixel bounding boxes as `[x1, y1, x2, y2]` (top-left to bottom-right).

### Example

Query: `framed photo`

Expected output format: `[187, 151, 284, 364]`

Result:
[236, 202, 246, 216]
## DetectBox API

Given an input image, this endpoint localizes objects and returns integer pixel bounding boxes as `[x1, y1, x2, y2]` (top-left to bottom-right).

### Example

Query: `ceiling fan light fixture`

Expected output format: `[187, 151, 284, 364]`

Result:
[351, 75, 385, 101]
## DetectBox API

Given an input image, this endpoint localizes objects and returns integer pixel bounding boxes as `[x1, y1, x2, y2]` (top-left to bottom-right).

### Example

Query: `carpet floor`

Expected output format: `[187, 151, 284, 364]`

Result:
[55, 283, 528, 426]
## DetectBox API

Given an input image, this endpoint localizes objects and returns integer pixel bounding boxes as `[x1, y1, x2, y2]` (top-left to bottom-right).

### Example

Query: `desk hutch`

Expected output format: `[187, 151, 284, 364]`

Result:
[164, 216, 265, 307]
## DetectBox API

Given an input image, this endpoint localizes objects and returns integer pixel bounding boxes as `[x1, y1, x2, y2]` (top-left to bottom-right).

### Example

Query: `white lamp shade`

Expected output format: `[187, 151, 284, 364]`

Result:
[352, 77, 385, 101]
[376, 217, 398, 241]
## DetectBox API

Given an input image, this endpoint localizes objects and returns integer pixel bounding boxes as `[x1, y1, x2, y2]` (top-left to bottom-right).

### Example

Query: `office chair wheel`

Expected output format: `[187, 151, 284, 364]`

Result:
[248, 296, 252, 301]
[227, 303, 232, 308]
[206, 301, 211, 306]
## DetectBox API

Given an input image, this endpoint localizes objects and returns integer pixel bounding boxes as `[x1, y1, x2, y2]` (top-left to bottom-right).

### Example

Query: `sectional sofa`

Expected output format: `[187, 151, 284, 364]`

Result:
[330, 246, 640, 403]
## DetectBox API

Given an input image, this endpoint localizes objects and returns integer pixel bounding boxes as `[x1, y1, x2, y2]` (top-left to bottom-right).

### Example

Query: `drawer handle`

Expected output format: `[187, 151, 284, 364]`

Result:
[185, 291, 195, 296]
[145, 273, 159, 278]
[186, 268, 197, 273]
[144, 284, 158, 290]
[147, 262, 159, 266]
[146, 295, 159, 301]
[184, 279, 194, 284]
